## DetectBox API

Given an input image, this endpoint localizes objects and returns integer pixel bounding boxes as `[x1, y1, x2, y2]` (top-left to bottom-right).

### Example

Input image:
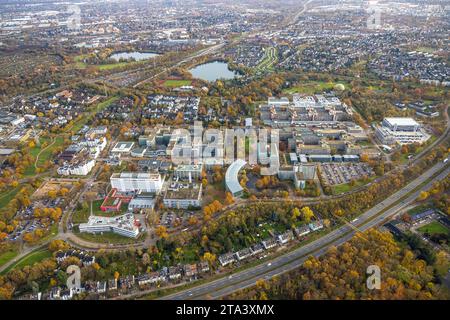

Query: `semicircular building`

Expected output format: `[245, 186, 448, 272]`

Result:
[225, 159, 247, 197]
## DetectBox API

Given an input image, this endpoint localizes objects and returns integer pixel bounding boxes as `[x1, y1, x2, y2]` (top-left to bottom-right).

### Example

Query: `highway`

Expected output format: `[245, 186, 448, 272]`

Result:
[161, 161, 449, 300]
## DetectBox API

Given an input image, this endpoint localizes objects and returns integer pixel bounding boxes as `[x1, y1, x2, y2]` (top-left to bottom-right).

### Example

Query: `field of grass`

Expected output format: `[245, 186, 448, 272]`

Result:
[1, 249, 52, 275]
[163, 80, 192, 87]
[72, 199, 127, 224]
[331, 176, 376, 195]
[74, 54, 89, 69]
[0, 250, 18, 268]
[408, 205, 433, 216]
[72, 206, 90, 224]
[0, 186, 21, 208]
[23, 136, 65, 176]
[98, 62, 130, 70]
[258, 221, 287, 240]
[283, 81, 349, 95]
[36, 137, 64, 166]
[74, 230, 144, 245]
[417, 221, 449, 235]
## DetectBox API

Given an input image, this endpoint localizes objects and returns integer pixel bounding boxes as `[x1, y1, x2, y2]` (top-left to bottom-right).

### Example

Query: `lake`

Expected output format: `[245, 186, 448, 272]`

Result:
[109, 51, 159, 62]
[189, 61, 240, 82]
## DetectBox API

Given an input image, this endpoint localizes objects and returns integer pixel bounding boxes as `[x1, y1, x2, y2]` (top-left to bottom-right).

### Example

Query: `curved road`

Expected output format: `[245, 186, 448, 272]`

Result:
[160, 161, 449, 300]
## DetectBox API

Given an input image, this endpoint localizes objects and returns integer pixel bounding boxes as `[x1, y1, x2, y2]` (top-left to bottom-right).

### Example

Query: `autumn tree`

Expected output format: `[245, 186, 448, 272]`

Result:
[155, 225, 169, 240]
[48, 239, 70, 252]
[300, 206, 315, 223]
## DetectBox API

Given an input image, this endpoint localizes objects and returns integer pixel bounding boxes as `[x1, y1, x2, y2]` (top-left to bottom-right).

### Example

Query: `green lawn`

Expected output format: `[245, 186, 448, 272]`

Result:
[36, 137, 64, 167]
[1, 249, 52, 275]
[23, 136, 65, 176]
[408, 205, 433, 216]
[72, 199, 127, 224]
[74, 230, 144, 245]
[258, 222, 288, 240]
[72, 206, 91, 224]
[417, 221, 449, 236]
[0, 186, 21, 208]
[163, 80, 192, 87]
[0, 250, 18, 267]
[331, 176, 376, 195]
[283, 81, 349, 95]
[74, 54, 89, 69]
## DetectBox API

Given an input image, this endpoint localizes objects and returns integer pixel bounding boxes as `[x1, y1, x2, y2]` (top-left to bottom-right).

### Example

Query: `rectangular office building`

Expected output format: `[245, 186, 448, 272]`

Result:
[111, 172, 163, 194]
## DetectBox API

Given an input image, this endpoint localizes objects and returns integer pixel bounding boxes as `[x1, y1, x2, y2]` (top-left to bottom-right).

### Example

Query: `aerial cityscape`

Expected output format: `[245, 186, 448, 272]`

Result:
[0, 0, 449, 306]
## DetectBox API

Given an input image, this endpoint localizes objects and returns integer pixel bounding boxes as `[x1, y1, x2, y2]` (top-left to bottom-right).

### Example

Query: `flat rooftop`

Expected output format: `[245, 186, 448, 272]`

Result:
[112, 141, 135, 150]
[111, 172, 161, 180]
[384, 117, 419, 126]
[165, 183, 202, 199]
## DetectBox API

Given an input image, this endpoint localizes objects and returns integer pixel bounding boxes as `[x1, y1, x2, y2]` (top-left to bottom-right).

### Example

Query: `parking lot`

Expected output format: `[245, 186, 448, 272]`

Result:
[159, 210, 197, 229]
[5, 198, 62, 242]
[320, 163, 374, 186]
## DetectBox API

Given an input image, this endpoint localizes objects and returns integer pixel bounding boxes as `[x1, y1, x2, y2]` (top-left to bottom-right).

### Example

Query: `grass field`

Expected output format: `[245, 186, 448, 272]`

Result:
[0, 250, 18, 268]
[74, 54, 89, 69]
[24, 136, 65, 177]
[417, 221, 449, 235]
[74, 230, 144, 245]
[163, 80, 192, 87]
[72, 206, 91, 224]
[35, 137, 64, 167]
[73, 199, 128, 224]
[283, 81, 349, 95]
[408, 205, 433, 216]
[331, 177, 375, 195]
[0, 186, 21, 208]
[1, 249, 52, 275]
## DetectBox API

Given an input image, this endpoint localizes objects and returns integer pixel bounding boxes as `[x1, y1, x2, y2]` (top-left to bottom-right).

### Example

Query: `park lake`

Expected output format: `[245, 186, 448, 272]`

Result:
[188, 61, 241, 82]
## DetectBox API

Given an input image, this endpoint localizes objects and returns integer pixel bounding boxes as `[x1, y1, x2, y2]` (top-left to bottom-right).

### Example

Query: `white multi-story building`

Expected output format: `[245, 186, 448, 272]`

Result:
[78, 213, 139, 238]
[110, 172, 163, 194]
[375, 117, 430, 145]
[57, 159, 96, 176]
